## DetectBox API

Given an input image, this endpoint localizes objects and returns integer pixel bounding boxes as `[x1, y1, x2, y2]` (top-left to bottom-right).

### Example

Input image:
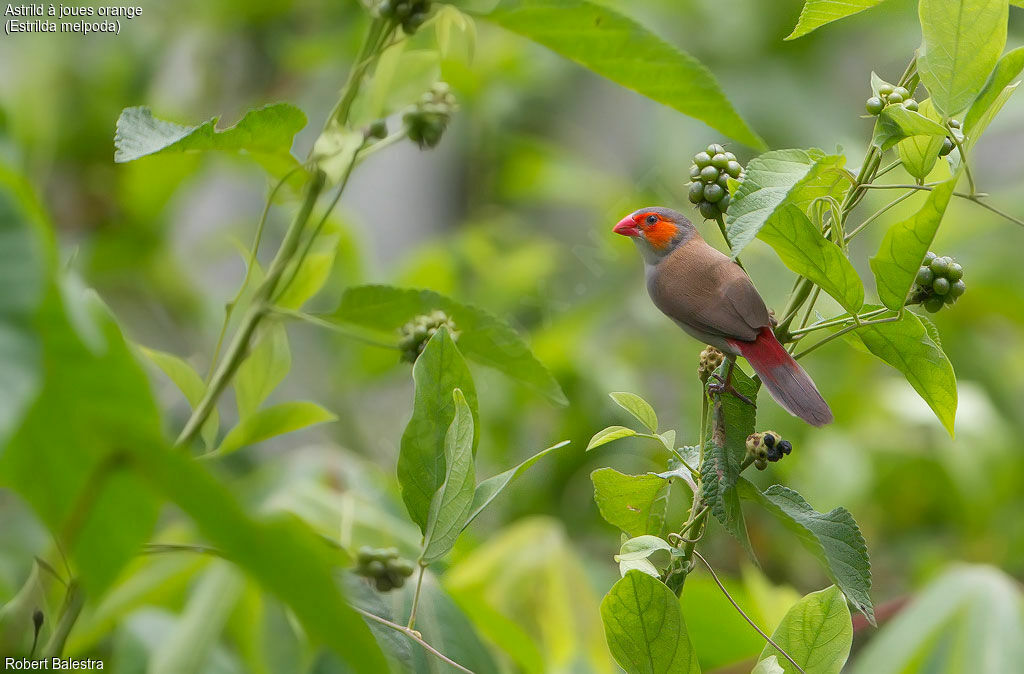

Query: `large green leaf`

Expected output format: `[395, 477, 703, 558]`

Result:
[726, 149, 849, 256]
[964, 46, 1024, 148]
[114, 104, 307, 178]
[422, 389, 476, 563]
[851, 565, 1024, 674]
[852, 308, 957, 435]
[699, 361, 756, 556]
[213, 401, 336, 457]
[600, 570, 701, 674]
[758, 205, 864, 313]
[896, 99, 947, 179]
[139, 346, 219, 449]
[738, 481, 873, 623]
[332, 284, 565, 405]
[591, 468, 669, 538]
[465, 440, 571, 529]
[917, 0, 1009, 117]
[871, 104, 949, 152]
[869, 178, 956, 311]
[233, 321, 291, 420]
[758, 586, 852, 674]
[785, 0, 889, 40]
[399, 326, 479, 531]
[484, 0, 765, 150]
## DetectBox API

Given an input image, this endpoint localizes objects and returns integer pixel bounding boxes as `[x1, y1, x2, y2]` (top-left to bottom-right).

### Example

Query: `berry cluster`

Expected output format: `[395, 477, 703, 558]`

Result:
[909, 251, 966, 313]
[938, 119, 961, 157]
[746, 431, 792, 470]
[379, 0, 431, 35]
[355, 546, 416, 592]
[403, 82, 457, 149]
[399, 310, 460, 362]
[687, 144, 743, 220]
[865, 83, 918, 116]
[697, 346, 725, 384]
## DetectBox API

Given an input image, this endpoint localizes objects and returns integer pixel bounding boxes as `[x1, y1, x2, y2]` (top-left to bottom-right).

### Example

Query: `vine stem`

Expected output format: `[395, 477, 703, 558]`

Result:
[713, 213, 743, 270]
[691, 549, 806, 674]
[406, 562, 426, 630]
[354, 606, 474, 673]
[794, 312, 902, 361]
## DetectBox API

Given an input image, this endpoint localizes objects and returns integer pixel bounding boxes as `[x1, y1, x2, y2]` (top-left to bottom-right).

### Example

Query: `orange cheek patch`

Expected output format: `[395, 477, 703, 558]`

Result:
[644, 219, 677, 249]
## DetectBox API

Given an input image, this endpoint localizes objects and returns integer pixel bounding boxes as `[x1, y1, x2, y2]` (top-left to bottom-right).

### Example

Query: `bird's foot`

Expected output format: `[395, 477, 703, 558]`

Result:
[707, 375, 754, 406]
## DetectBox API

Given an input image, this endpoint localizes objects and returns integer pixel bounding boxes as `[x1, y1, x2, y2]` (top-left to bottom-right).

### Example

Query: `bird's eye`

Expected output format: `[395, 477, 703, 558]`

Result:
[645, 214, 658, 225]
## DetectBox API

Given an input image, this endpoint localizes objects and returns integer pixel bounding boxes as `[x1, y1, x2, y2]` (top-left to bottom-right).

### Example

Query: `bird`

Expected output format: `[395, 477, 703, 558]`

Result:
[613, 206, 833, 427]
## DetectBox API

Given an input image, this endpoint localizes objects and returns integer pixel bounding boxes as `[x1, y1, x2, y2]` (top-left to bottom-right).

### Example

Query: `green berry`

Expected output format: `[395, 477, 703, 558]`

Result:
[704, 183, 725, 203]
[754, 457, 768, 471]
[903, 99, 919, 112]
[886, 91, 904, 104]
[368, 120, 388, 139]
[916, 267, 935, 287]
[949, 280, 966, 298]
[392, 559, 416, 577]
[720, 193, 731, 211]
[723, 152, 737, 162]
[726, 160, 742, 178]
[374, 576, 393, 592]
[698, 200, 720, 219]
[866, 97, 884, 115]
[943, 292, 958, 305]
[893, 86, 910, 100]
[366, 560, 386, 576]
[707, 143, 725, 155]
[694, 151, 713, 168]
[939, 137, 954, 156]
[700, 166, 719, 182]
[717, 173, 730, 189]
[689, 164, 701, 180]
[948, 118, 961, 129]
[932, 277, 951, 295]
[923, 251, 937, 264]
[688, 181, 705, 204]
[929, 257, 950, 275]
[947, 263, 963, 281]
[924, 296, 944, 313]
[711, 153, 729, 169]
[878, 83, 894, 96]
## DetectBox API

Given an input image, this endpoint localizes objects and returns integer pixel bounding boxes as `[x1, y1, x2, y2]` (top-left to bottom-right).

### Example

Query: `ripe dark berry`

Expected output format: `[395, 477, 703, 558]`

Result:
[704, 183, 725, 203]
[694, 151, 713, 168]
[929, 257, 950, 275]
[878, 83, 894, 96]
[939, 137, 955, 156]
[903, 99, 919, 112]
[932, 277, 950, 295]
[778, 440, 792, 455]
[711, 153, 730, 169]
[762, 433, 777, 449]
[924, 296, 944, 313]
[726, 160, 743, 178]
[866, 97, 884, 115]
[947, 263, 963, 281]
[698, 200, 721, 219]
[707, 143, 725, 155]
[949, 280, 966, 298]
[688, 181, 705, 204]
[700, 166, 719, 183]
[916, 267, 935, 287]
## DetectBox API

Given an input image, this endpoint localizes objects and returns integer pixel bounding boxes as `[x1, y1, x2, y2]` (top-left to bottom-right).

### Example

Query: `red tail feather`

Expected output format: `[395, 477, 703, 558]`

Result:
[728, 327, 833, 427]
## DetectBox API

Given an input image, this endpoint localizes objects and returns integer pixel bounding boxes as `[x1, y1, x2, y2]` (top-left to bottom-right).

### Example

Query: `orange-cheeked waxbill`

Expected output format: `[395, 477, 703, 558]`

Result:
[614, 207, 833, 426]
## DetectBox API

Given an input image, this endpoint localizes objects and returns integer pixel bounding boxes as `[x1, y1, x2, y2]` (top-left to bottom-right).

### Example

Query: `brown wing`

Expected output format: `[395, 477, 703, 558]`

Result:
[647, 237, 771, 342]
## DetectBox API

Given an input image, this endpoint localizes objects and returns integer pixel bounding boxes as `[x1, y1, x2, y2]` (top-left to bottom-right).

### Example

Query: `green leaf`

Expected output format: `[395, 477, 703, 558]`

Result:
[752, 656, 785, 674]
[139, 347, 220, 448]
[896, 99, 947, 179]
[726, 149, 849, 256]
[233, 321, 291, 420]
[758, 205, 864, 313]
[852, 307, 957, 435]
[964, 46, 1024, 148]
[785, 0, 888, 40]
[609, 391, 658, 432]
[759, 586, 852, 674]
[591, 468, 669, 538]
[699, 361, 756, 557]
[738, 481, 873, 623]
[869, 178, 956, 311]
[872, 104, 949, 151]
[275, 229, 342, 310]
[464, 440, 571, 528]
[484, 0, 765, 150]
[214, 401, 336, 457]
[600, 570, 701, 674]
[399, 326, 479, 531]
[421, 389, 476, 563]
[333, 285, 565, 405]
[114, 104, 307, 178]
[615, 535, 674, 578]
[917, 0, 1009, 117]
[587, 425, 638, 450]
[851, 565, 1024, 674]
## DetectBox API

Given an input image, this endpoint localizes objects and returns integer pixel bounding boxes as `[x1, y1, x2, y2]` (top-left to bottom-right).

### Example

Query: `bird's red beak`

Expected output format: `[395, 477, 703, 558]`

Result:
[614, 216, 640, 238]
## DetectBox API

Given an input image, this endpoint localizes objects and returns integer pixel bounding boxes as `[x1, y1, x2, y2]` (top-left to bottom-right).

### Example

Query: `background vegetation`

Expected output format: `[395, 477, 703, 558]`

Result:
[1, 0, 1024, 671]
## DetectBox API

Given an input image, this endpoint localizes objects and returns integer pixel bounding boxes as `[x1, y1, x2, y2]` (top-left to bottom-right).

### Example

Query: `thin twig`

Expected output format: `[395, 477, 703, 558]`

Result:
[788, 307, 890, 337]
[967, 195, 1024, 228]
[794, 313, 901, 360]
[353, 606, 475, 673]
[947, 121, 976, 194]
[691, 549, 806, 674]
[407, 563, 426, 630]
[845, 190, 918, 242]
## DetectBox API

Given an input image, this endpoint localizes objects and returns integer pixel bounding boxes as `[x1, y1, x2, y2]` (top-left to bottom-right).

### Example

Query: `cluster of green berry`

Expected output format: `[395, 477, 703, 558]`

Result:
[379, 0, 431, 34]
[938, 119, 961, 157]
[697, 346, 725, 384]
[746, 431, 792, 470]
[355, 546, 416, 592]
[865, 83, 919, 116]
[399, 310, 460, 362]
[403, 82, 457, 149]
[687, 144, 743, 220]
[909, 251, 966, 313]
